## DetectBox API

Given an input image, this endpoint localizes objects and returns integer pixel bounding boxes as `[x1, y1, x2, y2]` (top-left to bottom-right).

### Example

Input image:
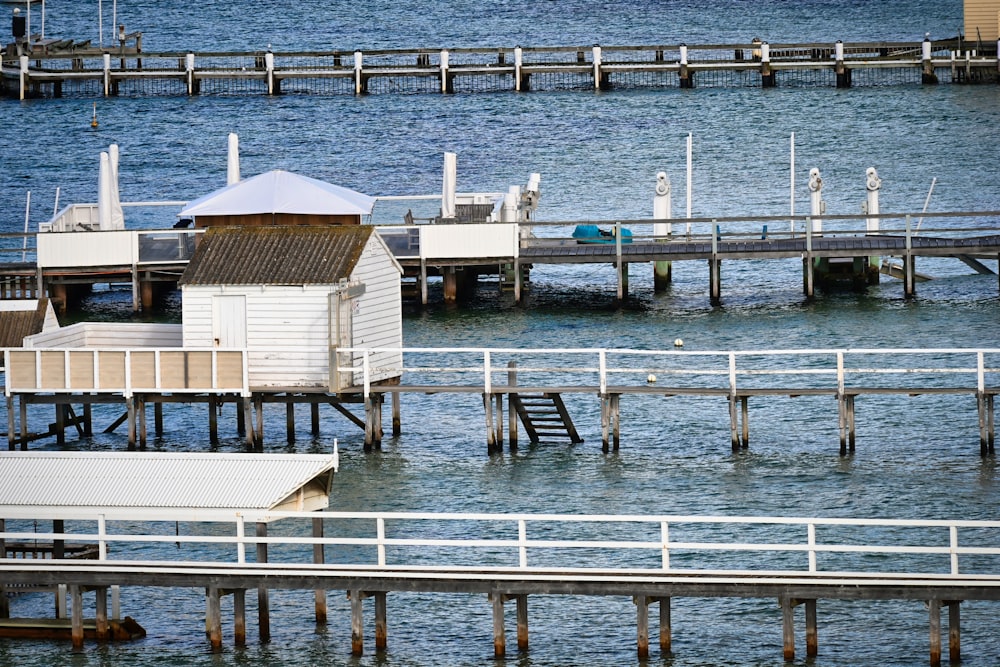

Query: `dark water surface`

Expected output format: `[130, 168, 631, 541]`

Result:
[3, 0, 1000, 664]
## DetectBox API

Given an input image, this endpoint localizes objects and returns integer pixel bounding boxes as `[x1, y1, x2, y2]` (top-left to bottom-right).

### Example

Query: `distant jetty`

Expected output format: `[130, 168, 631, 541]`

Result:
[2, 38, 999, 99]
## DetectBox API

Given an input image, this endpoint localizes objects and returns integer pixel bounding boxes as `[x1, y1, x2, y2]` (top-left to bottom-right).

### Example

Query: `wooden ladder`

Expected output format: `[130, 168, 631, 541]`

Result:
[509, 392, 584, 444]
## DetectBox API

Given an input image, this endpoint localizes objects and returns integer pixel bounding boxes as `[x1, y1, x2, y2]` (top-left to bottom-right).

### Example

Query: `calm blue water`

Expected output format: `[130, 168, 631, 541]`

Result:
[3, 0, 1000, 665]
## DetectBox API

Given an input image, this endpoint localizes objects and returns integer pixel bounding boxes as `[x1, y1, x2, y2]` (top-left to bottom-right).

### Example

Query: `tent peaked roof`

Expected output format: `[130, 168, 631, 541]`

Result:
[178, 169, 375, 218]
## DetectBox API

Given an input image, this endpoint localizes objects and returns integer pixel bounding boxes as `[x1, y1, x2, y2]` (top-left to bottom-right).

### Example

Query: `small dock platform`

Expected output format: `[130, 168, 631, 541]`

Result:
[3, 38, 998, 100]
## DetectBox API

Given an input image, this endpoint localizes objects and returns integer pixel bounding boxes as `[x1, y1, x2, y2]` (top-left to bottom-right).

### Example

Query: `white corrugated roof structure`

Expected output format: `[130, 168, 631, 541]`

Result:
[0, 452, 337, 517]
[178, 170, 375, 218]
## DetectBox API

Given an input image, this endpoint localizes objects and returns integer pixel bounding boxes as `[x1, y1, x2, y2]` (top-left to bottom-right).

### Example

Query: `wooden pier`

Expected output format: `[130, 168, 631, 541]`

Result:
[3, 211, 999, 314]
[2, 506, 999, 665]
[4, 346, 998, 456]
[3, 38, 998, 100]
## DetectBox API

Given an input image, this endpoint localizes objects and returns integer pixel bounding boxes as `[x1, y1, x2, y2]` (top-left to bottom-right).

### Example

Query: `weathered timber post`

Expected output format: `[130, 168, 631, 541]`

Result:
[921, 39, 938, 84]
[593, 44, 609, 90]
[313, 518, 326, 624]
[781, 596, 795, 661]
[126, 396, 136, 450]
[265, 51, 277, 95]
[353, 51, 366, 95]
[391, 393, 401, 437]
[207, 586, 222, 651]
[254, 395, 265, 450]
[516, 594, 528, 651]
[350, 589, 364, 655]
[440, 49, 453, 93]
[929, 598, 941, 667]
[805, 599, 818, 657]
[679, 44, 693, 88]
[152, 403, 161, 437]
[508, 362, 519, 451]
[209, 396, 219, 444]
[903, 214, 916, 298]
[834, 40, 851, 88]
[311, 402, 322, 436]
[137, 395, 147, 449]
[443, 267, 458, 302]
[95, 587, 109, 641]
[234, 589, 246, 646]
[660, 597, 671, 653]
[491, 592, 506, 658]
[760, 42, 775, 87]
[186, 53, 196, 94]
[19, 55, 28, 101]
[636, 594, 650, 658]
[375, 592, 387, 651]
[484, 392, 497, 454]
[55, 402, 65, 445]
[514, 46, 527, 91]
[6, 396, 15, 450]
[653, 171, 673, 290]
[256, 522, 271, 642]
[947, 600, 961, 663]
[70, 584, 84, 650]
[0, 520, 7, 619]
[286, 402, 295, 443]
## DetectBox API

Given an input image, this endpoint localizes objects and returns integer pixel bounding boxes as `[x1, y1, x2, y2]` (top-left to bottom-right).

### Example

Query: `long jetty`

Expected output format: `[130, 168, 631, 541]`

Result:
[4, 345, 998, 455]
[3, 38, 999, 99]
[2, 210, 999, 311]
[2, 507, 999, 665]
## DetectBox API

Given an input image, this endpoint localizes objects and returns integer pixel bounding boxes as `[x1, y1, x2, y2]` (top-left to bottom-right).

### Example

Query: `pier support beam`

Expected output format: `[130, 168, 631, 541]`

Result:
[805, 599, 818, 657]
[947, 601, 961, 664]
[375, 592, 388, 651]
[95, 587, 109, 641]
[350, 590, 365, 656]
[709, 259, 722, 305]
[313, 518, 327, 624]
[929, 598, 941, 667]
[515, 594, 528, 651]
[635, 595, 650, 659]
[70, 585, 83, 650]
[978, 392, 995, 456]
[256, 522, 271, 643]
[601, 393, 621, 453]
[234, 589, 246, 646]
[491, 592, 506, 658]
[206, 586, 222, 651]
[660, 597, 672, 653]
[839, 393, 857, 455]
[781, 596, 795, 661]
[921, 39, 938, 84]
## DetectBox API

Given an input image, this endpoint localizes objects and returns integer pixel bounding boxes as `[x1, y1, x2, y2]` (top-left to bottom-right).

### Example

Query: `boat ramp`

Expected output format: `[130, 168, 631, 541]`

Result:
[3, 38, 999, 100]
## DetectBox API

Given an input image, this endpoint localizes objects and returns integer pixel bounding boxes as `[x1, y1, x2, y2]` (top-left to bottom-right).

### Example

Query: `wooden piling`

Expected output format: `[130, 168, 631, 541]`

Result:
[209, 397, 218, 444]
[659, 597, 671, 653]
[152, 403, 161, 437]
[484, 393, 497, 454]
[709, 259, 722, 305]
[516, 594, 528, 651]
[207, 586, 222, 651]
[740, 396, 749, 447]
[312, 518, 327, 624]
[491, 592, 506, 658]
[137, 396, 147, 449]
[635, 594, 650, 659]
[805, 599, 817, 657]
[311, 402, 321, 436]
[946, 600, 961, 663]
[350, 589, 364, 656]
[929, 598, 941, 667]
[6, 396, 15, 451]
[286, 402, 295, 443]
[375, 592, 387, 651]
[391, 393, 401, 437]
[781, 596, 795, 661]
[95, 586, 109, 641]
[234, 588, 246, 646]
[55, 403, 65, 445]
[256, 522, 270, 643]
[254, 396, 265, 450]
[70, 585, 83, 650]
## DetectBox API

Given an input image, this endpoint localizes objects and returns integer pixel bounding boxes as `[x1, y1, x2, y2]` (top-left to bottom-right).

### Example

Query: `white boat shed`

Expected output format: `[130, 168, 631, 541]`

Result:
[179, 225, 403, 391]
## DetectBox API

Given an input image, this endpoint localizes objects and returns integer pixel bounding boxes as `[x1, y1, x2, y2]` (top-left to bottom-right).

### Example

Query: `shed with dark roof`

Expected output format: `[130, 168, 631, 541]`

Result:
[179, 226, 402, 390]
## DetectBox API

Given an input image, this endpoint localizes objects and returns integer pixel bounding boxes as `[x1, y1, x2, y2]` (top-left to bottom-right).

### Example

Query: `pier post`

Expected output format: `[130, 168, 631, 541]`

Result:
[508, 362, 519, 451]
[760, 42, 775, 87]
[70, 585, 83, 650]
[679, 44, 693, 88]
[375, 592, 387, 651]
[55, 402, 65, 445]
[593, 45, 608, 90]
[659, 597, 671, 653]
[709, 259, 721, 305]
[391, 393, 401, 437]
[929, 598, 941, 667]
[805, 599, 818, 656]
[256, 522, 271, 643]
[312, 402, 322, 436]
[946, 601, 961, 663]
[209, 397, 219, 444]
[865, 167, 882, 280]
[354, 51, 366, 95]
[514, 46, 526, 91]
[484, 392, 497, 453]
[186, 53, 196, 95]
[254, 396, 264, 449]
[234, 589, 246, 646]
[286, 402, 295, 443]
[781, 596, 795, 661]
[126, 396, 136, 450]
[19, 55, 28, 101]
[265, 51, 276, 95]
[137, 396, 147, 449]
[103, 53, 111, 96]
[491, 592, 506, 658]
[0, 520, 6, 619]
[313, 518, 327, 624]
[635, 595, 650, 659]
[922, 39, 938, 84]
[207, 586, 222, 651]
[6, 396, 15, 450]
[516, 594, 528, 651]
[350, 589, 364, 656]
[834, 40, 851, 88]
[152, 403, 161, 437]
[904, 215, 916, 298]
[440, 49, 452, 93]
[95, 586, 109, 641]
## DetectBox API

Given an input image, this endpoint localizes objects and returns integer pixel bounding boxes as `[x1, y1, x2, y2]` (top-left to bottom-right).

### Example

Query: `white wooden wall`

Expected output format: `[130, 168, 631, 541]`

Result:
[419, 223, 518, 260]
[182, 233, 403, 390]
[24, 322, 183, 349]
[37, 230, 136, 268]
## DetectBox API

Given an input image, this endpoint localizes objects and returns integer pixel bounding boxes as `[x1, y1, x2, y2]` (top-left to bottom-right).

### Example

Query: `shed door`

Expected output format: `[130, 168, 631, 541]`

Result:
[329, 291, 354, 390]
[212, 294, 247, 348]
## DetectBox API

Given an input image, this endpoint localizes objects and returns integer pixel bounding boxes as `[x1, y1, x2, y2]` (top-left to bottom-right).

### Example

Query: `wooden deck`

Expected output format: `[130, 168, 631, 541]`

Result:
[3, 38, 997, 99]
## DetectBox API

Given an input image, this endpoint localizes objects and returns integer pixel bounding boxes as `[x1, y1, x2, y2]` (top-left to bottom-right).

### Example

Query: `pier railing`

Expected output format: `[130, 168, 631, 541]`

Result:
[2, 347, 249, 396]
[3, 510, 1000, 578]
[335, 346, 1000, 398]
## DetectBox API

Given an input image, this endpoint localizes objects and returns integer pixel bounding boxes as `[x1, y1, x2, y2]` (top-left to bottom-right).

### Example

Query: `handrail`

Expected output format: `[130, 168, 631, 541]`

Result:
[2, 510, 999, 579]
[334, 346, 1000, 395]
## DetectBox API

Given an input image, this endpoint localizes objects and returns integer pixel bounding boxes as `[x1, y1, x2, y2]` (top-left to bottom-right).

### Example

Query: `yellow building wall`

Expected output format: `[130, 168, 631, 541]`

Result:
[965, 0, 1000, 42]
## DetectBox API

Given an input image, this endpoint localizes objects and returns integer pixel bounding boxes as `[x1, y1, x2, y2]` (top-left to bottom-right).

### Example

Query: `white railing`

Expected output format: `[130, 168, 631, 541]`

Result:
[2, 347, 250, 397]
[334, 346, 1000, 397]
[2, 510, 1000, 580]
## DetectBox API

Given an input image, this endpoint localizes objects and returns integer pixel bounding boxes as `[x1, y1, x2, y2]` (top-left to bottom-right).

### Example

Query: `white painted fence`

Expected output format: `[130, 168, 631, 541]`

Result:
[335, 346, 1000, 396]
[2, 510, 1000, 578]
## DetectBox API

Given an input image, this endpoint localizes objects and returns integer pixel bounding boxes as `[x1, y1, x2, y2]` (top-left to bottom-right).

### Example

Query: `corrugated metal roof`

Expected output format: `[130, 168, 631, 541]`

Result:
[0, 452, 337, 511]
[179, 226, 373, 286]
[0, 299, 48, 347]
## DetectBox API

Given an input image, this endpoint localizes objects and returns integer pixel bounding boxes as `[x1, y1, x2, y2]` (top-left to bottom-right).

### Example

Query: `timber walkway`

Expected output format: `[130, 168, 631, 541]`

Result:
[1, 508, 999, 664]
[2, 211, 999, 310]
[2, 38, 997, 100]
[4, 346, 999, 455]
